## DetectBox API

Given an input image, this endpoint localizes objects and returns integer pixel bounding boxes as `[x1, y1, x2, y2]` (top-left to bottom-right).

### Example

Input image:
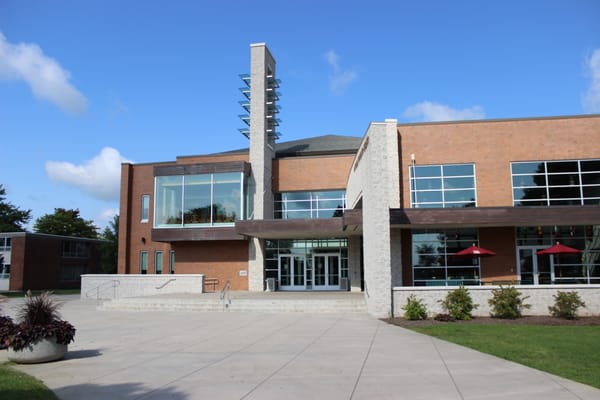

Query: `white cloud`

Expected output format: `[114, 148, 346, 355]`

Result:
[325, 50, 357, 95]
[582, 48, 600, 113]
[46, 147, 131, 201]
[403, 101, 485, 122]
[97, 208, 119, 224]
[0, 32, 87, 114]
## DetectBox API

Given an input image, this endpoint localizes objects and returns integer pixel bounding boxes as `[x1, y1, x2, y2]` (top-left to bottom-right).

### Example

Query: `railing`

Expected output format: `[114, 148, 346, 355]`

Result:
[86, 279, 120, 300]
[220, 280, 231, 311]
[155, 278, 176, 290]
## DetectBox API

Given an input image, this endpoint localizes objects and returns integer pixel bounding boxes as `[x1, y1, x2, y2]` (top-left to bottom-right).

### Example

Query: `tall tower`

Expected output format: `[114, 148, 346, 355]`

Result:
[239, 43, 281, 290]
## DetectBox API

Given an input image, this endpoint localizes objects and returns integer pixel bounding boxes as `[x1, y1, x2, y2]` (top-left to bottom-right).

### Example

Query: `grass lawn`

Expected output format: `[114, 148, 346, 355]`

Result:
[0, 362, 58, 400]
[413, 324, 600, 389]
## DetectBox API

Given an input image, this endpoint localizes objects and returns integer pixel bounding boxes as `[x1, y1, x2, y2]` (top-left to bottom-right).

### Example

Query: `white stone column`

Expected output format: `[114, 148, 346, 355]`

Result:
[247, 43, 276, 291]
[348, 235, 362, 292]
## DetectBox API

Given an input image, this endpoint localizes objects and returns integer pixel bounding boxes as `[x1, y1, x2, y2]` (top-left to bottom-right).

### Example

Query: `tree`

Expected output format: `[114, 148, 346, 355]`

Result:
[33, 208, 98, 238]
[100, 215, 119, 273]
[0, 184, 32, 232]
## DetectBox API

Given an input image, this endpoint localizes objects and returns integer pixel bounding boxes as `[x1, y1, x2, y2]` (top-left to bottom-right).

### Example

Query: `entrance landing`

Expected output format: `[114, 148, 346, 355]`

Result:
[99, 291, 367, 313]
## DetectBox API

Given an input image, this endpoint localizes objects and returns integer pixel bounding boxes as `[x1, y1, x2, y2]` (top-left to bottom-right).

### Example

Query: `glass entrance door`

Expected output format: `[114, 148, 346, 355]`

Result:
[313, 254, 340, 290]
[279, 255, 306, 290]
[517, 246, 553, 285]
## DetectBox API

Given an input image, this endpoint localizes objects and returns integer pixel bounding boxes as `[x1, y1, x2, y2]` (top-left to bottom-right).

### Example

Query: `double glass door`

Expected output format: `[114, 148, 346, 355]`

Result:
[313, 254, 340, 290]
[278, 253, 341, 290]
[517, 246, 553, 285]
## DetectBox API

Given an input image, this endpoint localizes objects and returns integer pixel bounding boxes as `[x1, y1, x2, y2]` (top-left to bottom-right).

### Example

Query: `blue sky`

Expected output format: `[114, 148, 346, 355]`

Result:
[1, 0, 599, 230]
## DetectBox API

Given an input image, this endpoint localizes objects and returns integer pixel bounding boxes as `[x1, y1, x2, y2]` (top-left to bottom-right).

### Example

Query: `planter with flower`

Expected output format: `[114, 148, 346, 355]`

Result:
[1, 291, 75, 364]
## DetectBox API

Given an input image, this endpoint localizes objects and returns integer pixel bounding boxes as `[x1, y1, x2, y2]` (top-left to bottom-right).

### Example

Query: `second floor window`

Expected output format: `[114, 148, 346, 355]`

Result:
[512, 159, 600, 206]
[274, 190, 346, 219]
[410, 164, 476, 208]
[154, 172, 243, 228]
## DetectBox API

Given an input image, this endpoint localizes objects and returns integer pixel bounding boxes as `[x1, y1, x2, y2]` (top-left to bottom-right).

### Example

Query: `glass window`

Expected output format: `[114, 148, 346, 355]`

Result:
[183, 174, 211, 225]
[155, 172, 243, 227]
[155, 251, 163, 274]
[412, 228, 480, 286]
[213, 173, 242, 223]
[512, 159, 600, 206]
[169, 250, 175, 274]
[141, 195, 150, 223]
[410, 163, 476, 208]
[516, 225, 600, 284]
[274, 190, 346, 219]
[62, 241, 90, 258]
[155, 176, 183, 226]
[140, 251, 148, 274]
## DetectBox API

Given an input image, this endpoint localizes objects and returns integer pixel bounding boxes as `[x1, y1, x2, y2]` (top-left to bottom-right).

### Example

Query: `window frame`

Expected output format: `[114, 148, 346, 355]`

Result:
[140, 251, 148, 274]
[409, 163, 477, 208]
[511, 159, 600, 206]
[141, 194, 150, 223]
[154, 172, 244, 228]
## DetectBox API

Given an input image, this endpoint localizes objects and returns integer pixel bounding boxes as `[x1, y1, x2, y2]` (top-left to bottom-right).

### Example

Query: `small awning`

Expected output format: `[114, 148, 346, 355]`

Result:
[235, 210, 362, 239]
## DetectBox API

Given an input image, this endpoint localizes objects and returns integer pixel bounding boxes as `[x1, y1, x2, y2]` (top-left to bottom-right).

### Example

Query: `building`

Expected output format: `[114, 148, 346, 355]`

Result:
[118, 43, 600, 317]
[0, 232, 105, 291]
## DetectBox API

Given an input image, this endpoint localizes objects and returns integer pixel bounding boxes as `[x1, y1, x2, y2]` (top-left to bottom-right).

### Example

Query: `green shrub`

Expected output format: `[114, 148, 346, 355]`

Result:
[549, 291, 586, 320]
[402, 294, 428, 320]
[488, 285, 530, 319]
[438, 286, 478, 320]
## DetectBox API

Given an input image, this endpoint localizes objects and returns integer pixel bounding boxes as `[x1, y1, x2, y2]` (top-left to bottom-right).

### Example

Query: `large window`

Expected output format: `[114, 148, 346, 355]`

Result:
[512, 159, 600, 206]
[274, 190, 346, 219]
[409, 164, 476, 208]
[154, 172, 243, 227]
[412, 228, 480, 286]
[516, 225, 600, 284]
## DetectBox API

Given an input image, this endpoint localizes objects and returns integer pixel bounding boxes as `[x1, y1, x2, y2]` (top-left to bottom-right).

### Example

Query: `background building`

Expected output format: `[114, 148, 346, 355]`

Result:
[0, 232, 105, 291]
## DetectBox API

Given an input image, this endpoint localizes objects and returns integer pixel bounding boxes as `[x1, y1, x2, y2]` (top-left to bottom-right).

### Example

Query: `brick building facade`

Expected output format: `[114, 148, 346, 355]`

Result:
[117, 43, 600, 317]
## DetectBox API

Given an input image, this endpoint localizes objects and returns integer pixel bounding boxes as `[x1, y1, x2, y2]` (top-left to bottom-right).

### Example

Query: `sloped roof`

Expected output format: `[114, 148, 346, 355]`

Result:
[214, 135, 362, 158]
[274, 135, 362, 157]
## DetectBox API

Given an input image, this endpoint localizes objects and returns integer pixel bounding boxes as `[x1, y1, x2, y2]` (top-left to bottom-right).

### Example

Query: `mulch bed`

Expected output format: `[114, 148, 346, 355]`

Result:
[385, 315, 600, 328]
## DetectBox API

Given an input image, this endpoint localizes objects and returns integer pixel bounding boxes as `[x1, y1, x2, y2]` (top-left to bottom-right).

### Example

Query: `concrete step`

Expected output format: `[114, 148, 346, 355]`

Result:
[99, 294, 367, 313]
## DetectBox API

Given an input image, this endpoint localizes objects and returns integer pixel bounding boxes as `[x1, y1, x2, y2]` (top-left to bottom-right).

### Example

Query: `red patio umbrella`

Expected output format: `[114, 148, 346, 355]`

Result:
[536, 242, 581, 255]
[455, 244, 496, 257]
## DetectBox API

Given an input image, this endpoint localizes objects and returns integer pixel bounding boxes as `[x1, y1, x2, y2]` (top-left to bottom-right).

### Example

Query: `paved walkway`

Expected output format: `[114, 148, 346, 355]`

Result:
[1, 295, 599, 400]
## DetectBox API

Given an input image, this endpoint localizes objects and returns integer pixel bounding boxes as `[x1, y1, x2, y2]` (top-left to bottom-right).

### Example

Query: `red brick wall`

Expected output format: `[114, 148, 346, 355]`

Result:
[398, 115, 600, 208]
[172, 241, 249, 290]
[479, 227, 518, 282]
[273, 155, 354, 192]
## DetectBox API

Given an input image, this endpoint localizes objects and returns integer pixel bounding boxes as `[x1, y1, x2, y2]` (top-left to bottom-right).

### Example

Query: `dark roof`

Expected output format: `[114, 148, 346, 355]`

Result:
[212, 135, 362, 158]
[275, 135, 362, 157]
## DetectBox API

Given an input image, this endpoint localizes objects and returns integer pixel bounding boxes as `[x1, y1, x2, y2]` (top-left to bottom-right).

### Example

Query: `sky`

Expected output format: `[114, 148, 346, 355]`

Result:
[1, 0, 599, 231]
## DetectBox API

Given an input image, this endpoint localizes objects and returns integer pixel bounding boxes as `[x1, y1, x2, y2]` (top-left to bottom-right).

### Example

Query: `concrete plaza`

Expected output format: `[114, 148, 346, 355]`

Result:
[1, 295, 599, 400]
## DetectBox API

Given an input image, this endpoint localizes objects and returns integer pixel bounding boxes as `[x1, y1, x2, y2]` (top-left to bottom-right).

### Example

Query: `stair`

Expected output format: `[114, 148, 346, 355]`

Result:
[98, 292, 367, 314]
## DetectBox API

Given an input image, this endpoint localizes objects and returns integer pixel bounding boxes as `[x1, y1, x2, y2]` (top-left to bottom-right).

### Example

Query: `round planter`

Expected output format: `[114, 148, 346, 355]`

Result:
[7, 336, 67, 364]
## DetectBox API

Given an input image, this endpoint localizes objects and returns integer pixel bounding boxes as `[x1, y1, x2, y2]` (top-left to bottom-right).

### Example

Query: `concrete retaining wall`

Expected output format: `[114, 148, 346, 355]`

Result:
[393, 285, 600, 317]
[81, 274, 205, 300]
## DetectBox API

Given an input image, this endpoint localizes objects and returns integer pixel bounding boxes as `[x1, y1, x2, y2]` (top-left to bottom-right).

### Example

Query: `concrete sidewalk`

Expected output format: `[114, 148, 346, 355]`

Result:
[1, 295, 599, 400]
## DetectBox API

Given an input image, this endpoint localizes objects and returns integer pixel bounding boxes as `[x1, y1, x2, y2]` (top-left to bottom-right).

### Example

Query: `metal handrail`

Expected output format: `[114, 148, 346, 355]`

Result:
[86, 279, 120, 299]
[155, 278, 176, 289]
[220, 280, 231, 311]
